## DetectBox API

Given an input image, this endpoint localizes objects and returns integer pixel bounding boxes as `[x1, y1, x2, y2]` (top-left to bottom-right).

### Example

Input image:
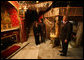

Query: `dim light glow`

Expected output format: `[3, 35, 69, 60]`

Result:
[36, 1, 39, 3]
[19, 6, 22, 9]
[24, 6, 27, 12]
[50, 33, 56, 38]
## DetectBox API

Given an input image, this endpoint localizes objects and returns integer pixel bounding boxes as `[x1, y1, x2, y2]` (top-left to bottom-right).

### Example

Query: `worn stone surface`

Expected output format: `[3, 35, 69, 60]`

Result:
[10, 39, 83, 59]
[10, 25, 83, 59]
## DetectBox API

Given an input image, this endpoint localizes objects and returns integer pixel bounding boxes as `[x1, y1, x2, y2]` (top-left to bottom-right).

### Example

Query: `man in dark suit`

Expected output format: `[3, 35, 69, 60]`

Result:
[59, 16, 73, 56]
[33, 21, 40, 45]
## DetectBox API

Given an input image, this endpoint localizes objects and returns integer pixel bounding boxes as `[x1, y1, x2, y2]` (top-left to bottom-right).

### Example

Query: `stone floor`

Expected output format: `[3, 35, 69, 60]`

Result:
[8, 25, 83, 59]
[9, 35, 83, 59]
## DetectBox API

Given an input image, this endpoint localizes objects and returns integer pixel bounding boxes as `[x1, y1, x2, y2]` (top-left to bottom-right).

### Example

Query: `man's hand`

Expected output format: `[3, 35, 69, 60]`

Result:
[65, 40, 67, 43]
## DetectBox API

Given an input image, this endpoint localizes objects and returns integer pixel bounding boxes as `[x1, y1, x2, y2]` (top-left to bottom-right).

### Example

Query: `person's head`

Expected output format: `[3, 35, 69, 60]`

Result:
[39, 15, 44, 23]
[63, 15, 68, 24]
[40, 18, 44, 23]
[39, 19, 42, 23]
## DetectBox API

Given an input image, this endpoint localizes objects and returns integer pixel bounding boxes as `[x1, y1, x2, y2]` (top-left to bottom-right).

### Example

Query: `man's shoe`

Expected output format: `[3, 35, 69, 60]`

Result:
[60, 53, 66, 56]
[59, 50, 63, 53]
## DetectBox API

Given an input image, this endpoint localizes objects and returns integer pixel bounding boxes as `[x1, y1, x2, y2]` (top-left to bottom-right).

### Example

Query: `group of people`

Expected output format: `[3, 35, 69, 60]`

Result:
[33, 15, 73, 56]
[33, 18, 46, 45]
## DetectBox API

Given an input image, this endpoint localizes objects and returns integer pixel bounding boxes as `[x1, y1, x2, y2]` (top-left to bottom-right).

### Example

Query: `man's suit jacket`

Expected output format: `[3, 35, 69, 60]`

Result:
[60, 21, 73, 41]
